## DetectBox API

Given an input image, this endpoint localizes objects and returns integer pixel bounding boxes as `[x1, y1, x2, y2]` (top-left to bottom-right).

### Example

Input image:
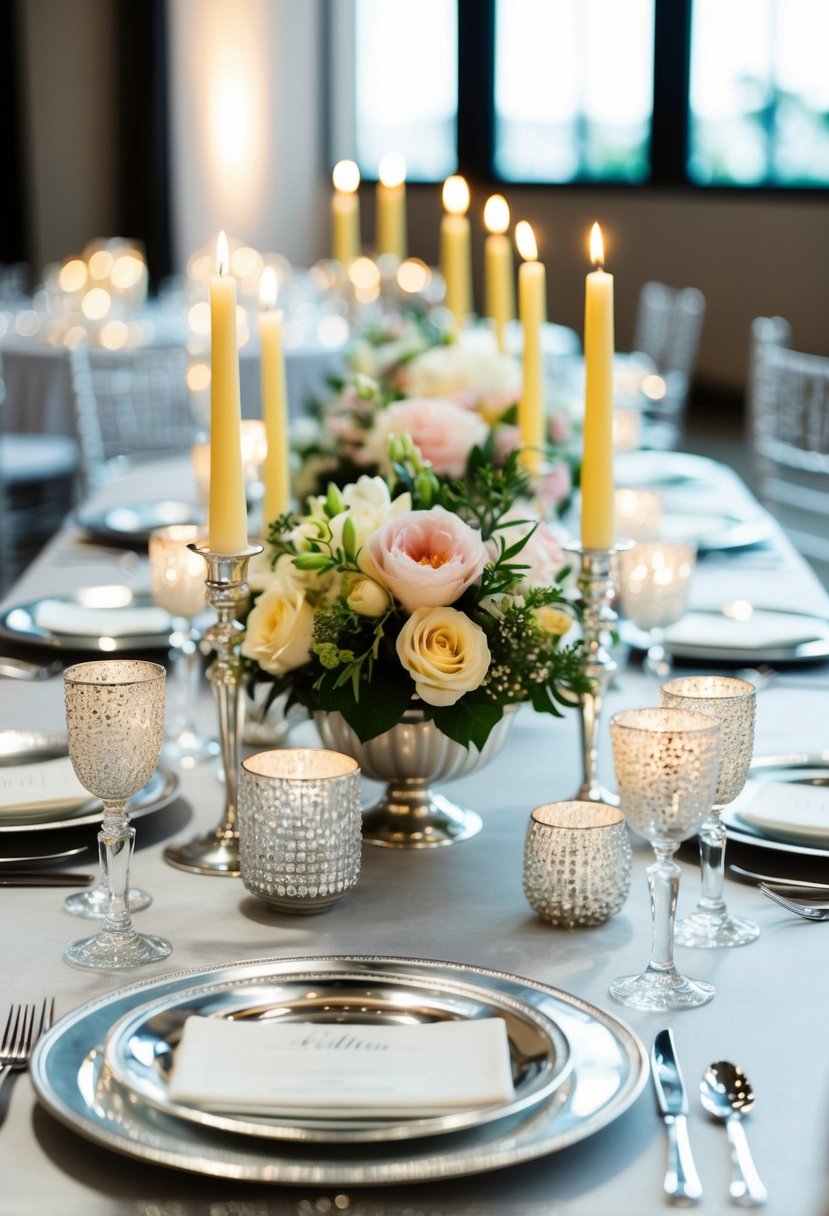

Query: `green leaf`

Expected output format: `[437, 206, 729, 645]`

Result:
[319, 673, 415, 741]
[428, 699, 504, 750]
[341, 513, 358, 560]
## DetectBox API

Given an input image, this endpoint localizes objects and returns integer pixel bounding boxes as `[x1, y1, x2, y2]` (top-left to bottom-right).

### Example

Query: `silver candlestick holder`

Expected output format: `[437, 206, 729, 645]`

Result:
[164, 541, 262, 876]
[566, 539, 633, 805]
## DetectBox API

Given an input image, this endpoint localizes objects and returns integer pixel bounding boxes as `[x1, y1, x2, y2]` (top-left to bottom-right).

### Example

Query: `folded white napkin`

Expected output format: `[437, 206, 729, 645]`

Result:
[665, 610, 825, 652]
[0, 756, 90, 816]
[738, 781, 829, 847]
[167, 1016, 516, 1117]
[34, 600, 170, 638]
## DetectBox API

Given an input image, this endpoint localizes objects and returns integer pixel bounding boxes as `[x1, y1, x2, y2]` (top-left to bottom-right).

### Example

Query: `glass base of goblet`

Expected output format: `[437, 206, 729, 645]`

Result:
[609, 967, 714, 1011]
[161, 731, 220, 770]
[64, 885, 152, 918]
[65, 928, 172, 970]
[675, 910, 760, 949]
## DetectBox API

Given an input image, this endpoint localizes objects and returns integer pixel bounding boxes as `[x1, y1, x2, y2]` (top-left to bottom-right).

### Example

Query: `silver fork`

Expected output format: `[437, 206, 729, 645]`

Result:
[0, 999, 55, 1083]
[760, 883, 829, 921]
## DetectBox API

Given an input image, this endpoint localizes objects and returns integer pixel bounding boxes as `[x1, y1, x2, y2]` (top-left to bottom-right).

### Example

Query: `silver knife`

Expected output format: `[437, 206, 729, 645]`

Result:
[0, 871, 94, 887]
[652, 1028, 703, 1204]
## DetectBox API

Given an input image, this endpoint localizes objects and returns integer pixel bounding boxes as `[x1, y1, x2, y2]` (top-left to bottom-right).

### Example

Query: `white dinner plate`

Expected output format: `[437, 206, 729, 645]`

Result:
[724, 753, 829, 856]
[0, 586, 173, 653]
[620, 606, 829, 664]
[615, 450, 719, 489]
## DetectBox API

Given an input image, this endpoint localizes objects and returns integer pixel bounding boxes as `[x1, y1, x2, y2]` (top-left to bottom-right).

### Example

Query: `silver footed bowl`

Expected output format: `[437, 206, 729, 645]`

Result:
[314, 707, 516, 850]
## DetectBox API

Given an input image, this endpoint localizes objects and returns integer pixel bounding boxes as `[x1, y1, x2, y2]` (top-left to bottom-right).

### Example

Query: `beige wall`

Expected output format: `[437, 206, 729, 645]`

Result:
[17, 0, 118, 274]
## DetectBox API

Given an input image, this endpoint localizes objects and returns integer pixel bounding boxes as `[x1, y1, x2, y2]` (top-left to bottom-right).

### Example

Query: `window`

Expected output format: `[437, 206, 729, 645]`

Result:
[689, 0, 829, 186]
[353, 0, 457, 181]
[339, 0, 829, 190]
[494, 0, 654, 183]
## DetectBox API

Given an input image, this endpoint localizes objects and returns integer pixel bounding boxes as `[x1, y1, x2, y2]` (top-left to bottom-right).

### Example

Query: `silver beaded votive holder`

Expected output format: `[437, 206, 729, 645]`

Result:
[523, 801, 632, 928]
[239, 748, 362, 914]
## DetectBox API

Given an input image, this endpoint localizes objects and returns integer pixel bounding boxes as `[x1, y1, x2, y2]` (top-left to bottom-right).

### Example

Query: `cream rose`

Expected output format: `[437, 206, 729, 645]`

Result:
[241, 585, 314, 676]
[365, 506, 488, 613]
[347, 576, 390, 617]
[396, 606, 491, 707]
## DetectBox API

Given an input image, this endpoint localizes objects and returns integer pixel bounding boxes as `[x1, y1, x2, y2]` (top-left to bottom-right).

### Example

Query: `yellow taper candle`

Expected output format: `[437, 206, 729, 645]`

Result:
[516, 220, 546, 472]
[376, 153, 407, 259]
[483, 194, 515, 352]
[258, 267, 291, 525]
[581, 222, 615, 550]
[331, 160, 361, 265]
[440, 175, 472, 330]
[208, 231, 247, 553]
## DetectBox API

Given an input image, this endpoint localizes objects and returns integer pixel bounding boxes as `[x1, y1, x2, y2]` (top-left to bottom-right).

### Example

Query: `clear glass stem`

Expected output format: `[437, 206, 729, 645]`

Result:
[644, 627, 670, 677]
[648, 843, 681, 976]
[697, 807, 727, 917]
[98, 800, 136, 940]
[166, 618, 200, 741]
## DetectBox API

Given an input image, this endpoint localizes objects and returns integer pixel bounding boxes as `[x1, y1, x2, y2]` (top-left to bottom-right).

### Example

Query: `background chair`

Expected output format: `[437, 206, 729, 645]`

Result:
[69, 345, 197, 494]
[748, 316, 829, 587]
[632, 281, 706, 447]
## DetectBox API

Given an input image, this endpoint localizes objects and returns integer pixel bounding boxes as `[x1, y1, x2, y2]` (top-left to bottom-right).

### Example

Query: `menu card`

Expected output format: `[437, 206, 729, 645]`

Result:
[0, 756, 90, 815]
[168, 1016, 516, 1117]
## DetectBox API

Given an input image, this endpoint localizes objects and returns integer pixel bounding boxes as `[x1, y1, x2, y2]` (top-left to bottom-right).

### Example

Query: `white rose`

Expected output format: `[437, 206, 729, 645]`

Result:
[347, 577, 390, 617]
[396, 606, 491, 707]
[242, 585, 315, 676]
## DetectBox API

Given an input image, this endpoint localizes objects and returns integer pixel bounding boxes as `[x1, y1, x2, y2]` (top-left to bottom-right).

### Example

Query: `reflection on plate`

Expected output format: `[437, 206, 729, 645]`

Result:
[660, 511, 772, 553]
[32, 955, 647, 1187]
[622, 606, 829, 664]
[0, 587, 173, 653]
[615, 450, 718, 489]
[104, 971, 572, 1144]
[77, 500, 203, 547]
[0, 730, 179, 833]
[724, 753, 829, 858]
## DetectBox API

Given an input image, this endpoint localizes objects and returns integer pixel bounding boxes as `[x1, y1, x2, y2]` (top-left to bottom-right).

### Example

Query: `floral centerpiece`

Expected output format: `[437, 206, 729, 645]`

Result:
[294, 324, 578, 518]
[242, 444, 589, 751]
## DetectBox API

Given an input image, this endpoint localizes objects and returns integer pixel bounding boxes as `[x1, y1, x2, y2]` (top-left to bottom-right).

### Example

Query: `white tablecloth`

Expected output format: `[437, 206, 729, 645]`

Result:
[0, 457, 827, 1215]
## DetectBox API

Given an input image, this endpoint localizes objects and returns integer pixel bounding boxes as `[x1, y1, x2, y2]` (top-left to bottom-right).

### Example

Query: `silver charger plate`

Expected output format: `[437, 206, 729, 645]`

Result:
[32, 955, 647, 1187]
[615, 449, 719, 489]
[723, 752, 829, 858]
[0, 586, 173, 652]
[0, 730, 179, 833]
[77, 500, 203, 546]
[103, 970, 573, 1144]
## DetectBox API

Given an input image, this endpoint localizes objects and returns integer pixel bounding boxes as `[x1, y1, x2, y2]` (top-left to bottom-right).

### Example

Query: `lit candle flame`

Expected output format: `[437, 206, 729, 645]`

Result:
[216, 230, 229, 277]
[515, 220, 538, 262]
[378, 152, 406, 188]
[332, 159, 360, 193]
[259, 265, 278, 309]
[442, 174, 470, 216]
[590, 222, 605, 268]
[483, 194, 510, 235]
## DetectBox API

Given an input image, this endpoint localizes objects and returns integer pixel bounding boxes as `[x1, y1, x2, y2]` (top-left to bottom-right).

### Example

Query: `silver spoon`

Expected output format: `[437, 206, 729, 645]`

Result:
[700, 1061, 767, 1206]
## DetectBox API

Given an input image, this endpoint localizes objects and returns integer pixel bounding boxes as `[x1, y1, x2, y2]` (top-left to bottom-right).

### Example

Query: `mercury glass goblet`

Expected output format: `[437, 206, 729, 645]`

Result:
[64, 660, 172, 969]
[148, 524, 219, 767]
[659, 675, 758, 948]
[610, 707, 721, 1011]
[618, 542, 696, 677]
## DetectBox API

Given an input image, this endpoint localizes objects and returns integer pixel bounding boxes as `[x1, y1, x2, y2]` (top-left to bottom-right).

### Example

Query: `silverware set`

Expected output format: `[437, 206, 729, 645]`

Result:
[653, 1029, 766, 1207]
[0, 999, 55, 1085]
[727, 866, 829, 920]
[0, 846, 93, 887]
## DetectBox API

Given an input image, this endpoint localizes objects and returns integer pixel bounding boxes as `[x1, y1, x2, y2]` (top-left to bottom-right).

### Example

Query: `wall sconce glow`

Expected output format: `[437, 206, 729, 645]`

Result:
[333, 159, 360, 193]
[442, 174, 470, 216]
[515, 221, 538, 262]
[484, 194, 510, 235]
[259, 266, 278, 310]
[378, 152, 406, 188]
[590, 221, 605, 267]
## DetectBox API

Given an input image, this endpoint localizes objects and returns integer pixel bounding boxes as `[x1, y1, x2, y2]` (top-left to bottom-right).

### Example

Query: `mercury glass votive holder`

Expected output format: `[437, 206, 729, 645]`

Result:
[618, 541, 696, 677]
[238, 748, 362, 914]
[523, 801, 632, 928]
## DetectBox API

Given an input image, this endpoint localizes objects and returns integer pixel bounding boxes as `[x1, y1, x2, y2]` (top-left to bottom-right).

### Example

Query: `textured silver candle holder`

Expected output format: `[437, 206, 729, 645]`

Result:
[566, 540, 633, 805]
[164, 541, 262, 876]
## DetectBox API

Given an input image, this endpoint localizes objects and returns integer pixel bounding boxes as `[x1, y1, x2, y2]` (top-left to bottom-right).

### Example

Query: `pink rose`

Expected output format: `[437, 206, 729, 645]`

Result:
[537, 460, 572, 509]
[492, 511, 565, 588]
[549, 411, 571, 445]
[493, 424, 521, 466]
[367, 398, 488, 478]
[365, 507, 488, 614]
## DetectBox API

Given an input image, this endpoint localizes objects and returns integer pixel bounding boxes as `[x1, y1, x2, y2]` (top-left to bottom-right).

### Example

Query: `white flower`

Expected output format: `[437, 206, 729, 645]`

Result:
[346, 576, 390, 617]
[304, 476, 412, 557]
[396, 605, 491, 707]
[241, 585, 315, 676]
[399, 331, 521, 412]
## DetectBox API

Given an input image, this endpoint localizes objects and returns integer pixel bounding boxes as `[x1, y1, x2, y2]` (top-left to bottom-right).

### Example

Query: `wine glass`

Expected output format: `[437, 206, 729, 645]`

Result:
[618, 541, 696, 677]
[609, 706, 721, 1011]
[659, 675, 758, 948]
[63, 659, 172, 969]
[148, 524, 219, 767]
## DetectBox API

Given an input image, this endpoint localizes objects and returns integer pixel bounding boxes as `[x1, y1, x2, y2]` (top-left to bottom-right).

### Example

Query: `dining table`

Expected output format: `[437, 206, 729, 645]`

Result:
[0, 450, 827, 1216]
